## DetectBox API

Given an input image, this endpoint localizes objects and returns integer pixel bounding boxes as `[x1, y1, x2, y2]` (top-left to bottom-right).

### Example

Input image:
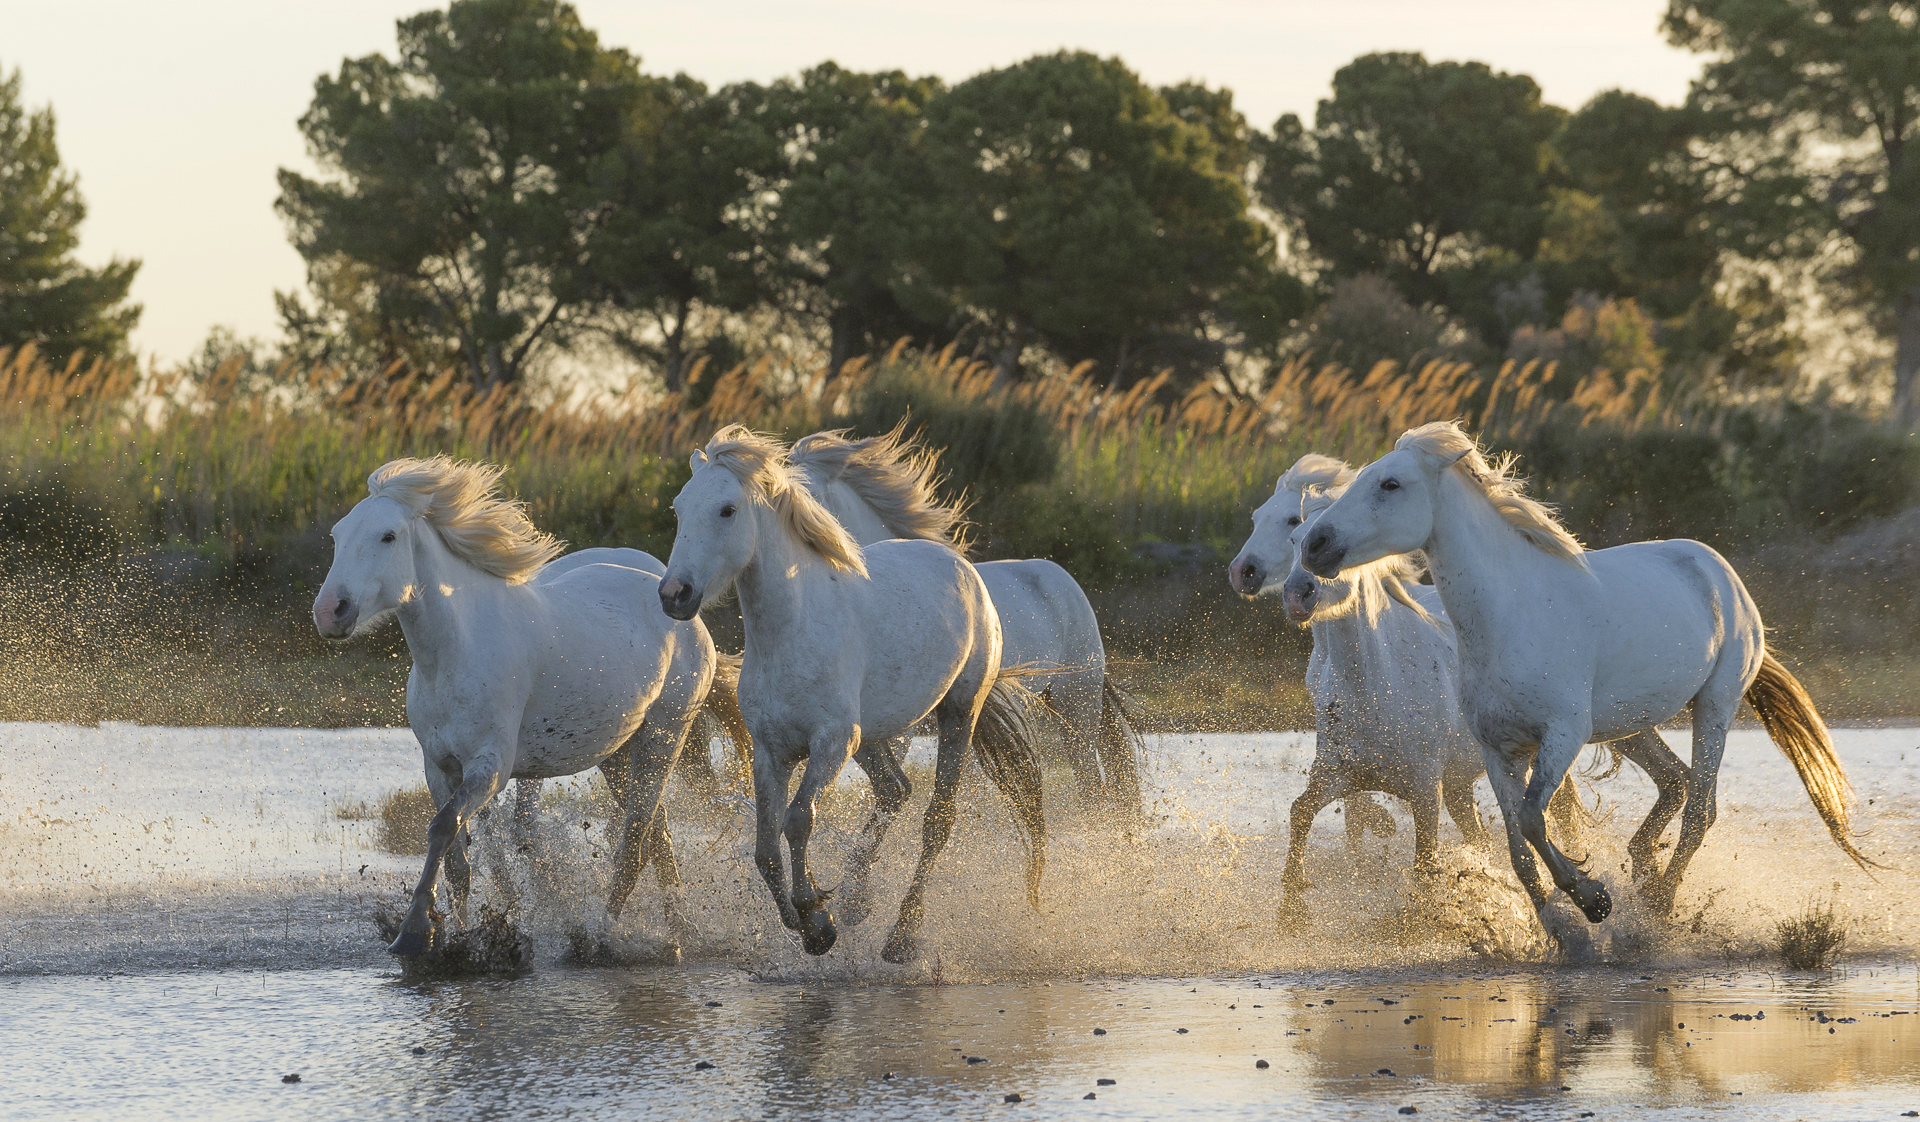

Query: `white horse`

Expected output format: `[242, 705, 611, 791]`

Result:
[313, 456, 725, 957]
[789, 427, 1143, 821]
[1301, 422, 1872, 937]
[659, 426, 1046, 964]
[1230, 455, 1488, 928]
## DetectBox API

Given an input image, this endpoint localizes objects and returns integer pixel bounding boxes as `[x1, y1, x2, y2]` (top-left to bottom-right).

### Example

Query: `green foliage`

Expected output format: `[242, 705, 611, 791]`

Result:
[1665, 0, 1920, 421]
[1296, 274, 1481, 372]
[912, 52, 1276, 385]
[835, 361, 1060, 497]
[580, 74, 782, 391]
[0, 66, 140, 362]
[275, 0, 645, 388]
[1257, 52, 1564, 334]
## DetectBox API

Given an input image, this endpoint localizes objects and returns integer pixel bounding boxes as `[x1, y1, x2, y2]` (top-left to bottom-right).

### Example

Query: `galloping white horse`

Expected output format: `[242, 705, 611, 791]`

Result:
[1230, 455, 1488, 928]
[659, 426, 1046, 963]
[790, 427, 1143, 821]
[314, 457, 724, 957]
[1302, 422, 1871, 936]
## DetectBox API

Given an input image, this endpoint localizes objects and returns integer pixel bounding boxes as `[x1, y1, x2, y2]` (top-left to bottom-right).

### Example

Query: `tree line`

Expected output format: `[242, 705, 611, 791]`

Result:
[3, 1, 1916, 423]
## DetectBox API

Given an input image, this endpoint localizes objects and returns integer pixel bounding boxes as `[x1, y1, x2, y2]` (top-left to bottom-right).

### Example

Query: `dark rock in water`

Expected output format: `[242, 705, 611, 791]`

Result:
[281, 1074, 301, 1084]
[966, 1056, 987, 1065]
[1084, 1093, 1096, 1100]
[374, 904, 534, 980]
[705, 1001, 722, 1007]
[1096, 1078, 1116, 1086]
[411, 1047, 426, 1056]
[1091, 1028, 1106, 1036]
[1003, 1093, 1022, 1103]
[882, 1072, 894, 1081]
[1175, 1028, 1188, 1034]
[1255, 1060, 1269, 1070]
[694, 1061, 714, 1071]
[1398, 1108, 1418, 1115]
[1377, 1068, 1396, 1076]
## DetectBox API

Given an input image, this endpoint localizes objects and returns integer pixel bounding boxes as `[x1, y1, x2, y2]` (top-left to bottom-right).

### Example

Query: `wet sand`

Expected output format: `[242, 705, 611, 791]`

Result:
[2, 722, 1918, 1117]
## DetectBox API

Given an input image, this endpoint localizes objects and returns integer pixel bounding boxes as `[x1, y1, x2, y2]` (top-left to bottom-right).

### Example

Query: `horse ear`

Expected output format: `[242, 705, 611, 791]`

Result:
[690, 449, 709, 471]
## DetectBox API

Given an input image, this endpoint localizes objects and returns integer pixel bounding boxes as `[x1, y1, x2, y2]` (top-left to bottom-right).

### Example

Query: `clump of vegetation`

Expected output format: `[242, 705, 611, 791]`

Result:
[375, 783, 436, 855]
[1776, 898, 1847, 970]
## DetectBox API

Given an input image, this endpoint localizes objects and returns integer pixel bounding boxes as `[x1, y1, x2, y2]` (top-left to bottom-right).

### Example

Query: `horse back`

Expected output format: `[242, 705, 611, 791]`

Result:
[974, 558, 1103, 684]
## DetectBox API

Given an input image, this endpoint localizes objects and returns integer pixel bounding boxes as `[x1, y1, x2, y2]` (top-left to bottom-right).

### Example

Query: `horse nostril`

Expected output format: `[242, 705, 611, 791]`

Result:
[1306, 529, 1330, 556]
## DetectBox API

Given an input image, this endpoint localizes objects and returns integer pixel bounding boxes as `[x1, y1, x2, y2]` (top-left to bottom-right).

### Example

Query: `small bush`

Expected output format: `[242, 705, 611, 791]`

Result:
[376, 783, 437, 855]
[1776, 899, 1846, 970]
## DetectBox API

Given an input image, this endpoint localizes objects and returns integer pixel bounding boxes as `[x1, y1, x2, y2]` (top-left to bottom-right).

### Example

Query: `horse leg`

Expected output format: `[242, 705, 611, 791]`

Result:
[1054, 669, 1107, 809]
[1612, 728, 1690, 891]
[391, 756, 505, 956]
[604, 717, 689, 928]
[672, 710, 728, 801]
[785, 723, 860, 956]
[1343, 793, 1397, 853]
[1546, 774, 1586, 853]
[1409, 778, 1442, 870]
[1648, 694, 1733, 915]
[838, 732, 913, 927]
[645, 804, 694, 952]
[1517, 725, 1611, 924]
[1481, 744, 1552, 911]
[1279, 766, 1344, 934]
[1442, 760, 1489, 849]
[882, 706, 973, 965]
[752, 748, 805, 934]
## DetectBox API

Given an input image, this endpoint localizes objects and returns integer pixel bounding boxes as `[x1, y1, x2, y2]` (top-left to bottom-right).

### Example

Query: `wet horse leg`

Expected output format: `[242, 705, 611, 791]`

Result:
[1442, 760, 1489, 848]
[838, 732, 913, 927]
[1517, 725, 1612, 925]
[1279, 766, 1345, 933]
[391, 756, 505, 956]
[1646, 693, 1733, 915]
[882, 703, 974, 965]
[752, 748, 804, 935]
[1611, 728, 1690, 892]
[785, 723, 859, 956]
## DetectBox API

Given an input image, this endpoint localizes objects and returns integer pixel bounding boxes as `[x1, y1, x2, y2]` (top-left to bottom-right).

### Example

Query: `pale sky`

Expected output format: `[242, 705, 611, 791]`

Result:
[2, 0, 1704, 363]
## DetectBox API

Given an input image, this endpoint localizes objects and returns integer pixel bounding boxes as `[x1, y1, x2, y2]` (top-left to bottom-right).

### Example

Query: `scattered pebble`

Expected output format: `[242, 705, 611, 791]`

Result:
[1097, 1078, 1116, 1086]
[1255, 1059, 1270, 1070]
[1398, 1108, 1418, 1115]
[1176, 1028, 1188, 1034]
[1003, 1092, 1022, 1103]
[1376, 1068, 1396, 1076]
[1092, 1028, 1107, 1036]
[1084, 1093, 1096, 1100]
[967, 1056, 988, 1065]
[694, 1061, 714, 1071]
[411, 1046, 426, 1056]
[882, 1072, 894, 1081]
[281, 1074, 301, 1084]
[704, 1001, 721, 1008]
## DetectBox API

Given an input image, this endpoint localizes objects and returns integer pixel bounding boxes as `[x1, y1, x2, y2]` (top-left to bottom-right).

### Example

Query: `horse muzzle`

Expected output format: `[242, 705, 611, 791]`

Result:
[1281, 573, 1318, 623]
[1228, 554, 1266, 597]
[658, 577, 701, 620]
[313, 593, 358, 640]
[1301, 527, 1347, 578]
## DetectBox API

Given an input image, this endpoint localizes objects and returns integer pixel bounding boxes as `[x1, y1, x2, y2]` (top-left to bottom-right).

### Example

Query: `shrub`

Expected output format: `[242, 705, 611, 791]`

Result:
[1776, 899, 1847, 970]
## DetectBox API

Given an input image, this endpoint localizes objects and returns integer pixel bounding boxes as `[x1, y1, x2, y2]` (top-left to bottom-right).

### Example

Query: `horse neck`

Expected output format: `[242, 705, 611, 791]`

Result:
[823, 479, 895, 546]
[731, 503, 824, 659]
[1309, 574, 1404, 684]
[393, 526, 498, 673]
[1422, 470, 1549, 653]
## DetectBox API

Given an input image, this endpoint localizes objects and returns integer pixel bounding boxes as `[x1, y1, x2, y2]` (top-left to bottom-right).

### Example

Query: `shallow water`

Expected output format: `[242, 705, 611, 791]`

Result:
[2, 722, 1917, 1117]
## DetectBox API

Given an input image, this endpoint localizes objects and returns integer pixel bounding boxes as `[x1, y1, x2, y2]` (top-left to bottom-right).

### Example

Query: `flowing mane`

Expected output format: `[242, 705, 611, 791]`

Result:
[1277, 452, 1356, 496]
[1300, 485, 1440, 627]
[790, 424, 971, 554]
[699, 425, 868, 576]
[367, 455, 562, 583]
[1395, 421, 1586, 565]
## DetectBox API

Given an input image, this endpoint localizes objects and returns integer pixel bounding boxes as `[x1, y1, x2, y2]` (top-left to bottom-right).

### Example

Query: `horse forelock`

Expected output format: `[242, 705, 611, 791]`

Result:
[1276, 452, 1356, 498]
[1393, 421, 1586, 566]
[790, 424, 969, 554]
[365, 455, 562, 583]
[701, 425, 869, 576]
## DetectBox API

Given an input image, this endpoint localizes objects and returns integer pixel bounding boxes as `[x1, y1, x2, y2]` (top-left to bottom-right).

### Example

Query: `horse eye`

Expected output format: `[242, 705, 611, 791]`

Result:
[1380, 478, 1401, 492]
[1286, 516, 1300, 527]
[720, 504, 736, 518]
[381, 531, 397, 543]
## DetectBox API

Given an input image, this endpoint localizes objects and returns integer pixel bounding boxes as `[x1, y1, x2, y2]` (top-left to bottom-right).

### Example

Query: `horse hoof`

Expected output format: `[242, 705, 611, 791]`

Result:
[801, 912, 837, 956]
[388, 931, 430, 957]
[881, 931, 919, 965]
[1577, 887, 1613, 924]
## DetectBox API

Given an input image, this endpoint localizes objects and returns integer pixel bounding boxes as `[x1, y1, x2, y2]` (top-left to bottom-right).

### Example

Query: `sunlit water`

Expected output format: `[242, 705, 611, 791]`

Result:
[2, 722, 1917, 1118]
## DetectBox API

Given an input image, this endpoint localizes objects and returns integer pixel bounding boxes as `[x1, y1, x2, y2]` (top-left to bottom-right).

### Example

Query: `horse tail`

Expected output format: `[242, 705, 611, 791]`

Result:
[1746, 650, 1879, 871]
[974, 676, 1048, 911]
[1099, 678, 1147, 824]
[703, 651, 754, 783]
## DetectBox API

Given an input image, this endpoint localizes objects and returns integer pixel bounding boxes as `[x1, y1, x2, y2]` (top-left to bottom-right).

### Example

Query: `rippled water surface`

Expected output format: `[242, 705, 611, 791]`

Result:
[2, 722, 1917, 1118]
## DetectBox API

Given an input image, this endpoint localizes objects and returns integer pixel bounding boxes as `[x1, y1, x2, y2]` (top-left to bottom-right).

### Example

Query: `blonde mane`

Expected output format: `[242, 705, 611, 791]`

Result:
[698, 425, 868, 576]
[1395, 421, 1587, 565]
[1299, 485, 1439, 626]
[790, 424, 971, 554]
[367, 455, 563, 583]
[1276, 452, 1357, 496]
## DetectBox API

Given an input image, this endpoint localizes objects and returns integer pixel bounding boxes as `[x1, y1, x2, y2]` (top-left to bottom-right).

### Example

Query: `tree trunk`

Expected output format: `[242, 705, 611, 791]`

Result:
[992, 317, 1027, 388]
[485, 342, 509, 389]
[663, 298, 690, 393]
[1896, 282, 1920, 431]
[1107, 333, 1133, 391]
[829, 303, 861, 376]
